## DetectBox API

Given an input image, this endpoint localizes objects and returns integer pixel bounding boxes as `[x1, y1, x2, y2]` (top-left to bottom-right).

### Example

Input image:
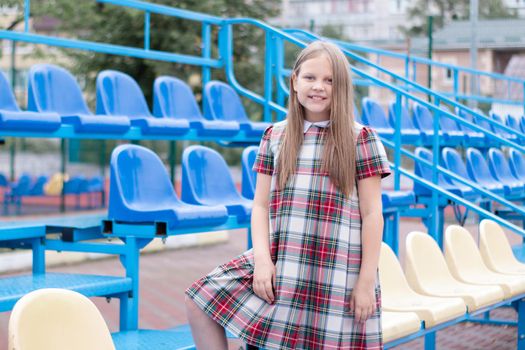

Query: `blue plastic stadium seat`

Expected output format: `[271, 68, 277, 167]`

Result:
[490, 112, 517, 142]
[509, 148, 525, 183]
[5, 174, 32, 199]
[0, 173, 8, 187]
[387, 101, 422, 142]
[361, 98, 394, 139]
[454, 108, 486, 146]
[88, 176, 104, 193]
[203, 81, 271, 138]
[28, 64, 130, 134]
[520, 116, 525, 134]
[109, 144, 228, 230]
[97, 70, 190, 136]
[487, 148, 525, 198]
[506, 114, 522, 134]
[442, 148, 476, 191]
[64, 176, 83, 195]
[381, 190, 416, 209]
[412, 103, 462, 145]
[182, 146, 252, 222]
[438, 106, 466, 144]
[465, 148, 505, 196]
[0, 71, 61, 132]
[241, 146, 258, 200]
[28, 175, 48, 196]
[153, 76, 240, 137]
[473, 111, 495, 136]
[414, 147, 477, 201]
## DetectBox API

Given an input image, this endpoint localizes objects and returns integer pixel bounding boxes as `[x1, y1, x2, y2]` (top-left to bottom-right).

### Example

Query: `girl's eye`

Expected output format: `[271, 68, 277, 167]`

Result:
[303, 75, 314, 80]
[326, 79, 333, 84]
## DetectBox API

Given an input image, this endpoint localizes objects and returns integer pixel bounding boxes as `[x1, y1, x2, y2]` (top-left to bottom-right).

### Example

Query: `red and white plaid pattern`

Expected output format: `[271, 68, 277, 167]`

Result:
[187, 121, 391, 349]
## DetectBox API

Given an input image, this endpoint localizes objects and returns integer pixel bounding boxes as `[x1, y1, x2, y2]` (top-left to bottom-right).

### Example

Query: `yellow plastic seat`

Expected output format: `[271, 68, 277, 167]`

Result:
[44, 173, 69, 196]
[405, 231, 504, 311]
[379, 243, 466, 327]
[445, 225, 525, 298]
[382, 311, 421, 343]
[479, 219, 525, 274]
[8, 288, 115, 350]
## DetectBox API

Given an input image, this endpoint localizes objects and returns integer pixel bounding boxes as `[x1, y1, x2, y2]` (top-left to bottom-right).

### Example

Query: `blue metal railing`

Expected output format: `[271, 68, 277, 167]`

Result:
[1, 0, 525, 242]
[300, 30, 525, 108]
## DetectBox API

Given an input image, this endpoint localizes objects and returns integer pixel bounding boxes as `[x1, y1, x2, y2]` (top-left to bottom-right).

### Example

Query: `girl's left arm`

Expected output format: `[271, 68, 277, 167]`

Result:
[350, 174, 383, 322]
[357, 174, 383, 284]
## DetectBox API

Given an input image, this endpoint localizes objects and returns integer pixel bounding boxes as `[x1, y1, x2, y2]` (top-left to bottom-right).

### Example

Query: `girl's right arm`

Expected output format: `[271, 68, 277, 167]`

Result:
[251, 172, 276, 304]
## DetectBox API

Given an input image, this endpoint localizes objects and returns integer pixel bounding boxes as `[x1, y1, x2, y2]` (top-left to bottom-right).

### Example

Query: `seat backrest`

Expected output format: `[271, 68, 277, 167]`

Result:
[378, 242, 414, 299]
[509, 148, 525, 181]
[29, 175, 48, 196]
[441, 147, 470, 182]
[506, 114, 522, 133]
[181, 145, 241, 205]
[361, 98, 391, 128]
[444, 225, 489, 279]
[490, 112, 511, 137]
[96, 70, 152, 117]
[44, 173, 68, 196]
[388, 101, 416, 129]
[28, 64, 91, 115]
[473, 112, 494, 133]
[12, 174, 33, 196]
[241, 146, 258, 200]
[0, 172, 8, 187]
[412, 102, 435, 131]
[455, 108, 473, 133]
[88, 176, 104, 192]
[414, 147, 447, 193]
[487, 148, 517, 182]
[153, 76, 203, 121]
[202, 81, 249, 122]
[438, 107, 461, 132]
[8, 288, 115, 350]
[109, 144, 179, 219]
[405, 231, 458, 292]
[0, 70, 21, 112]
[479, 219, 520, 272]
[63, 176, 82, 194]
[465, 148, 495, 184]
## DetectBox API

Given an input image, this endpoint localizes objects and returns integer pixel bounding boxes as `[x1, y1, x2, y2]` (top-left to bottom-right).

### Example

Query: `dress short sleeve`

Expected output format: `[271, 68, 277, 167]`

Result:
[355, 126, 391, 180]
[252, 125, 274, 175]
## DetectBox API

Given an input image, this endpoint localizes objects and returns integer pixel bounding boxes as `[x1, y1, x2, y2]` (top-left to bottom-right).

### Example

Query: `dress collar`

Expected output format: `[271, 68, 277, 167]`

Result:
[303, 119, 331, 133]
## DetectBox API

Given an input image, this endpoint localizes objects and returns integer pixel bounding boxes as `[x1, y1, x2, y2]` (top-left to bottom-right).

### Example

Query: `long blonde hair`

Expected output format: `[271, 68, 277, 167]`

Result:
[277, 41, 356, 196]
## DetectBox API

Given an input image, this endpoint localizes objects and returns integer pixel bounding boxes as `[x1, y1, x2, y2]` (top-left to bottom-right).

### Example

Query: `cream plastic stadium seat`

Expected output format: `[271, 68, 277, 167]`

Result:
[8, 288, 115, 350]
[379, 243, 466, 327]
[405, 231, 504, 311]
[44, 173, 68, 196]
[445, 225, 525, 298]
[479, 219, 525, 274]
[382, 311, 421, 343]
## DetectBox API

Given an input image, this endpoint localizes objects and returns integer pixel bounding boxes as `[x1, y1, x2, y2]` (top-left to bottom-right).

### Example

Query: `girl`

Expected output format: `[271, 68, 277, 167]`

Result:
[185, 41, 390, 350]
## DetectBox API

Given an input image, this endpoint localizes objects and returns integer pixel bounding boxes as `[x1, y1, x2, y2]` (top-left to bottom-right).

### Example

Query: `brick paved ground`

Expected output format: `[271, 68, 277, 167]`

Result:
[0, 218, 522, 350]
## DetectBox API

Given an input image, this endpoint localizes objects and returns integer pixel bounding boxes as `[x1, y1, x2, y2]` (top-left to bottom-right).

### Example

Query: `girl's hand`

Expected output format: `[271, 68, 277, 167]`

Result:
[349, 279, 376, 323]
[253, 257, 276, 304]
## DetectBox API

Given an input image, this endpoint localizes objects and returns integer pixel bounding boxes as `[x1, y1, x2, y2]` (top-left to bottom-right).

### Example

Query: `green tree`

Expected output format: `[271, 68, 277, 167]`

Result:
[402, 0, 517, 35]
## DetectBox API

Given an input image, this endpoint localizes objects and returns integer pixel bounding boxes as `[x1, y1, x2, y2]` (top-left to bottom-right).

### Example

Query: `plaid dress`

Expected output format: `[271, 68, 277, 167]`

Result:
[186, 120, 391, 349]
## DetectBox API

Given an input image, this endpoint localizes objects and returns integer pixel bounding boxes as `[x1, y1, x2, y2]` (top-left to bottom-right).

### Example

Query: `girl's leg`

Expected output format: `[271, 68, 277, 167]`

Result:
[185, 295, 228, 350]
